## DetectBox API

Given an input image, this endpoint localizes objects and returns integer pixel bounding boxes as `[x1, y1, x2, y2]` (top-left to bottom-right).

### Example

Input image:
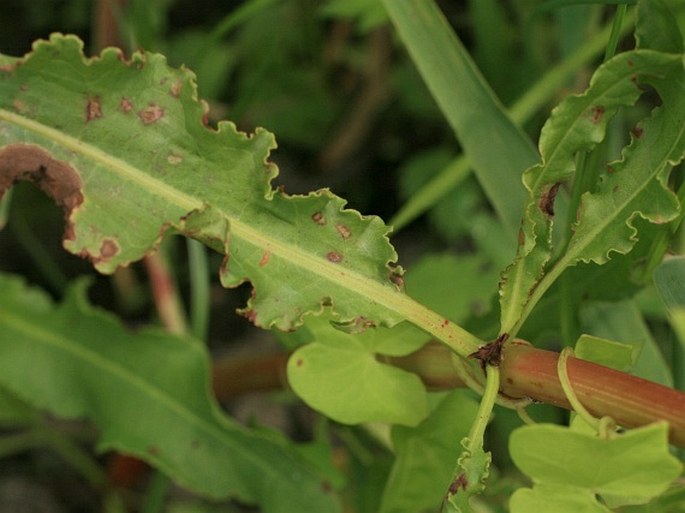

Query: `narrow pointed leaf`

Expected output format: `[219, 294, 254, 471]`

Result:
[498, 50, 681, 334]
[0, 274, 339, 512]
[0, 34, 403, 332]
[383, 0, 538, 241]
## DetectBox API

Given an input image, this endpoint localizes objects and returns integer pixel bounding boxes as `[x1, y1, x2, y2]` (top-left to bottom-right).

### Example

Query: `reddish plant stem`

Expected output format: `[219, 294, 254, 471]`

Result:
[499, 340, 685, 446]
[211, 341, 685, 447]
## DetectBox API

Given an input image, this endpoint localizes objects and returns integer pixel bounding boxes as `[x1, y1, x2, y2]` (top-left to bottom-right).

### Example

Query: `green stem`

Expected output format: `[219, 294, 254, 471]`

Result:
[187, 238, 210, 342]
[0, 431, 40, 459]
[141, 471, 171, 513]
[556, 348, 599, 430]
[466, 366, 500, 450]
[36, 425, 107, 488]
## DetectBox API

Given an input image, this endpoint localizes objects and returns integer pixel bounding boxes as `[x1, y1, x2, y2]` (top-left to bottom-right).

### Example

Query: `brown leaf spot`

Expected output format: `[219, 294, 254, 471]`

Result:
[631, 125, 643, 138]
[518, 228, 525, 246]
[590, 105, 605, 124]
[86, 96, 103, 122]
[607, 165, 615, 174]
[243, 309, 257, 324]
[191, 440, 200, 449]
[311, 211, 326, 225]
[296, 358, 304, 367]
[321, 481, 333, 493]
[448, 473, 468, 495]
[326, 251, 343, 263]
[335, 224, 351, 239]
[99, 238, 119, 260]
[167, 153, 183, 165]
[170, 80, 182, 98]
[539, 182, 561, 217]
[139, 103, 164, 125]
[259, 250, 270, 267]
[147, 446, 160, 456]
[0, 144, 83, 215]
[389, 269, 404, 289]
[120, 97, 134, 113]
[12, 98, 27, 114]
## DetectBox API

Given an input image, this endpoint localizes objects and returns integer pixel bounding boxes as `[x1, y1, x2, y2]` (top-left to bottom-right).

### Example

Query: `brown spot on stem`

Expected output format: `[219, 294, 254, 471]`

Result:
[326, 251, 343, 263]
[590, 105, 605, 124]
[120, 97, 134, 113]
[539, 182, 561, 217]
[86, 96, 103, 122]
[335, 224, 351, 239]
[311, 211, 326, 225]
[259, 250, 270, 267]
[139, 103, 164, 124]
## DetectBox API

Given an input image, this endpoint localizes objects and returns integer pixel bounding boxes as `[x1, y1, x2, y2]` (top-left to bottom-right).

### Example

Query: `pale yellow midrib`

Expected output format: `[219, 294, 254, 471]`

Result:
[0, 109, 405, 315]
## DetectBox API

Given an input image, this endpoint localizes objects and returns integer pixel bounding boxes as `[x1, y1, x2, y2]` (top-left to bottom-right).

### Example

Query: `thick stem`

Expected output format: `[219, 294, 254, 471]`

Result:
[499, 340, 685, 446]
[212, 341, 685, 447]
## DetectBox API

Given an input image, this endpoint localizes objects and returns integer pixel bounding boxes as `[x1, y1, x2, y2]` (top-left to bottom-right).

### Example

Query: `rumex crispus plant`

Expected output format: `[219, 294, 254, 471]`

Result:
[0, 1, 683, 512]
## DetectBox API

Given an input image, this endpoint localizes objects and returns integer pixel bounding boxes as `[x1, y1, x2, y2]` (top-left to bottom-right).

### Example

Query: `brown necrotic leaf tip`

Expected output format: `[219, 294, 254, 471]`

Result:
[0, 144, 83, 212]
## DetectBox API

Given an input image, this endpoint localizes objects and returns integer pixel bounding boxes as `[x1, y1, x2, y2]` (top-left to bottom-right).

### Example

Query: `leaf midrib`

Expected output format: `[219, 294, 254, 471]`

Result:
[0, 109, 401, 313]
[0, 305, 296, 492]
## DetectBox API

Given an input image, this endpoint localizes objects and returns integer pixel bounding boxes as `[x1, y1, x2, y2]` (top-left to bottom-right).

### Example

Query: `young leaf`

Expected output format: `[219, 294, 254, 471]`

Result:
[0, 274, 340, 512]
[378, 391, 480, 513]
[287, 320, 429, 426]
[510, 422, 682, 508]
[0, 34, 402, 332]
[499, 49, 682, 335]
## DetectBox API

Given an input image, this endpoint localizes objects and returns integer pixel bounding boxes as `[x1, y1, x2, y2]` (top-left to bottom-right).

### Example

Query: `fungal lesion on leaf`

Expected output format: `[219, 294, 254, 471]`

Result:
[0, 144, 83, 212]
[538, 182, 561, 217]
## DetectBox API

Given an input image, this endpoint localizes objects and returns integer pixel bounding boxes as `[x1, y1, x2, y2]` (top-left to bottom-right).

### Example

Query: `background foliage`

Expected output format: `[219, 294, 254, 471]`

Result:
[0, 1, 683, 512]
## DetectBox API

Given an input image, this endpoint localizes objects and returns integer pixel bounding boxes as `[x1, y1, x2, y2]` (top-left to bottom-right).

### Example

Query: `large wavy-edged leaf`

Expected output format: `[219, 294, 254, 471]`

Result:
[0, 273, 340, 512]
[0, 34, 403, 331]
[559, 62, 684, 268]
[498, 50, 682, 334]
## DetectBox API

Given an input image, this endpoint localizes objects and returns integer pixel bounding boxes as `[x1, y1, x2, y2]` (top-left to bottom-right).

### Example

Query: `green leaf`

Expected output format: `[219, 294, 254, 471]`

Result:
[405, 253, 499, 322]
[443, 440, 491, 513]
[579, 299, 672, 386]
[510, 422, 682, 507]
[574, 334, 635, 371]
[510, 483, 612, 513]
[379, 391, 480, 513]
[287, 319, 428, 426]
[636, 0, 685, 53]
[0, 34, 401, 332]
[0, 34, 482, 358]
[653, 256, 685, 309]
[383, 0, 538, 241]
[0, 274, 340, 512]
[499, 49, 682, 334]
